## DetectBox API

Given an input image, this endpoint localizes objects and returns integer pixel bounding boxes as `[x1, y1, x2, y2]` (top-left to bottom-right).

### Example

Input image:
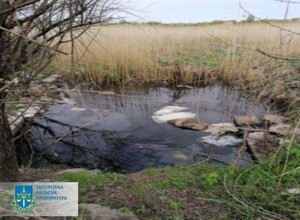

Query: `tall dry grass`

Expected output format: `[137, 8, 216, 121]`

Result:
[55, 23, 300, 112]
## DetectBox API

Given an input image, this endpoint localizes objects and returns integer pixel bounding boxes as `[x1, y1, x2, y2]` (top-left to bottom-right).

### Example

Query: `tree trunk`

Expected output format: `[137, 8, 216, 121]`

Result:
[0, 0, 11, 76]
[0, 0, 19, 182]
[0, 94, 19, 182]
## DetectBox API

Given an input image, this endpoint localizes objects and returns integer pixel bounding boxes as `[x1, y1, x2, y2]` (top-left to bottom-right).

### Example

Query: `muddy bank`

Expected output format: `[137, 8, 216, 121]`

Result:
[17, 84, 268, 172]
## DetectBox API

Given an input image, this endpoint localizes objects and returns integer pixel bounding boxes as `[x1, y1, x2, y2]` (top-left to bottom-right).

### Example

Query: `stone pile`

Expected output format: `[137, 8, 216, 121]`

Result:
[153, 106, 299, 162]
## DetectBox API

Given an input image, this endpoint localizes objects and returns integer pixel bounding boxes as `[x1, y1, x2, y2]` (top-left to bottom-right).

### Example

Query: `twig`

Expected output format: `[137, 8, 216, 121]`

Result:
[239, 2, 300, 36]
[0, 26, 68, 55]
[277, 118, 300, 189]
[0, 79, 18, 93]
[276, 166, 300, 178]
[0, 0, 41, 16]
[256, 48, 300, 60]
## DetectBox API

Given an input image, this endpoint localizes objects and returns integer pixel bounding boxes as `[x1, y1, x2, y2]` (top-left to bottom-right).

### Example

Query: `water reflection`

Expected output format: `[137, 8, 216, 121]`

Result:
[18, 84, 267, 172]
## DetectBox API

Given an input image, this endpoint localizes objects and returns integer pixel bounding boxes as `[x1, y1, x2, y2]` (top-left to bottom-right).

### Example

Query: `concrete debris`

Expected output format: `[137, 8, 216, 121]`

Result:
[247, 132, 281, 162]
[234, 116, 261, 126]
[42, 74, 59, 83]
[204, 123, 239, 136]
[71, 107, 86, 112]
[269, 124, 292, 136]
[168, 119, 209, 131]
[201, 135, 243, 147]
[154, 106, 189, 115]
[152, 112, 197, 124]
[264, 115, 284, 124]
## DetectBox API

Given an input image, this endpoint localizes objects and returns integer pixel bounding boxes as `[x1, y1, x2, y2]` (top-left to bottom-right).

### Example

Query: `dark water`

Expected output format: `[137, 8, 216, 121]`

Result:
[18, 84, 267, 172]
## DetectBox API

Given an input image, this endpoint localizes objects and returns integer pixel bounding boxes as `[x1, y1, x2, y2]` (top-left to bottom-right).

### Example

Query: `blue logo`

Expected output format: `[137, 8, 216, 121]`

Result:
[12, 185, 35, 213]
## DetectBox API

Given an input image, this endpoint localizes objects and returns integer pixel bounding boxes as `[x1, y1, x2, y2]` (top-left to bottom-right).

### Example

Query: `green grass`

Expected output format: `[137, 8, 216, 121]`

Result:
[57, 171, 124, 192]
[175, 49, 225, 68]
[8, 104, 25, 111]
[54, 139, 300, 219]
[177, 57, 219, 68]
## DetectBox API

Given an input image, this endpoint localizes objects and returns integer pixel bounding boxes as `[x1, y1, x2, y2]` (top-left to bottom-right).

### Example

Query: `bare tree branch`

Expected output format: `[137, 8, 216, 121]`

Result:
[239, 2, 300, 36]
[256, 48, 300, 60]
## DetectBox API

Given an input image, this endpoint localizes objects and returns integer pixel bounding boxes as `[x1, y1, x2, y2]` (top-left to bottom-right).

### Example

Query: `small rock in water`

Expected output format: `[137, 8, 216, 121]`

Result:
[152, 112, 197, 124]
[176, 85, 193, 89]
[98, 91, 115, 95]
[264, 115, 284, 124]
[201, 135, 243, 147]
[169, 119, 209, 131]
[234, 116, 261, 126]
[71, 107, 86, 112]
[204, 123, 239, 136]
[172, 151, 189, 160]
[269, 124, 291, 136]
[154, 106, 189, 115]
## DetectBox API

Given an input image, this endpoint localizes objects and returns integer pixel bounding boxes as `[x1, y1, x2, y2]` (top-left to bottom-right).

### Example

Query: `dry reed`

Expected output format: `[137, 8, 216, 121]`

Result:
[54, 23, 300, 117]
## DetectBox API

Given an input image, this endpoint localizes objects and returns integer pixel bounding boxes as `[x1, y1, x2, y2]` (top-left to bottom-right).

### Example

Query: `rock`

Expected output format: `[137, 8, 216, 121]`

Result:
[264, 115, 284, 124]
[248, 132, 265, 140]
[247, 132, 281, 162]
[154, 106, 189, 115]
[172, 151, 189, 160]
[71, 107, 86, 112]
[60, 98, 76, 105]
[41, 97, 55, 103]
[287, 188, 300, 195]
[168, 119, 209, 131]
[234, 116, 261, 126]
[176, 85, 193, 89]
[79, 204, 139, 220]
[269, 124, 291, 136]
[20, 106, 41, 118]
[97, 91, 115, 96]
[201, 135, 243, 147]
[42, 74, 59, 83]
[9, 115, 24, 136]
[152, 112, 197, 124]
[203, 123, 238, 136]
[55, 168, 90, 176]
[153, 106, 197, 124]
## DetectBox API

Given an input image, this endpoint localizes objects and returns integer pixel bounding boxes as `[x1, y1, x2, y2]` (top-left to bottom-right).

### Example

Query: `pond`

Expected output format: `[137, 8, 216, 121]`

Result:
[17, 84, 267, 172]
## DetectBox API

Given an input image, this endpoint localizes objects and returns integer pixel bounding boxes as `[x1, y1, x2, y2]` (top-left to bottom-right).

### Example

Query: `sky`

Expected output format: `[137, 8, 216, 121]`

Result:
[129, 0, 300, 23]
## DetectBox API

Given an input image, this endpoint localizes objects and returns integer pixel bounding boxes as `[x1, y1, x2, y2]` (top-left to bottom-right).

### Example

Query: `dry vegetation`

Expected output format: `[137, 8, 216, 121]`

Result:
[54, 22, 300, 118]
[32, 23, 300, 220]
